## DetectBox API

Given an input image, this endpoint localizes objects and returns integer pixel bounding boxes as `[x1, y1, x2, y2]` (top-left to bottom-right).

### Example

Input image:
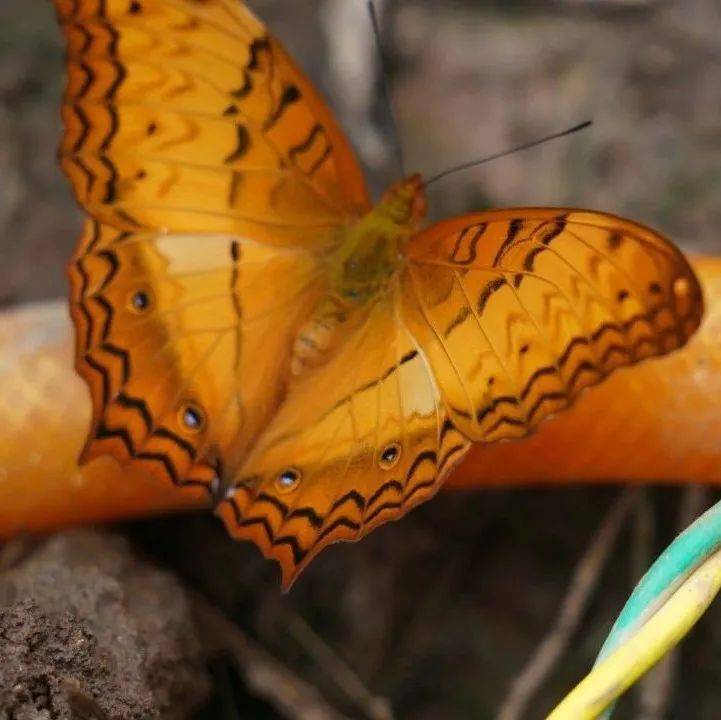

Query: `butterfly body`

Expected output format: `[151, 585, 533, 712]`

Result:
[325, 174, 426, 305]
[291, 175, 426, 375]
[54, 0, 703, 589]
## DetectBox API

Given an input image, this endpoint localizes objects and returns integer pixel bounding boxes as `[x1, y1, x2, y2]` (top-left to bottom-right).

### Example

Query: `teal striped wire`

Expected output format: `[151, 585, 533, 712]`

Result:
[593, 497, 721, 718]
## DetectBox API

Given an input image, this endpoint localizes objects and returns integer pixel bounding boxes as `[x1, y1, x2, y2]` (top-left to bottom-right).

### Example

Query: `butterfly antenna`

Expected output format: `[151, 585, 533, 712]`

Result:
[424, 120, 593, 187]
[368, 1, 406, 178]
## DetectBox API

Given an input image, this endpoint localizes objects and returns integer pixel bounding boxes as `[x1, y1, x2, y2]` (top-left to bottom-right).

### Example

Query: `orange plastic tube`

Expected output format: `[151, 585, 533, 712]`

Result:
[1, 257, 719, 538]
[0, 301, 209, 537]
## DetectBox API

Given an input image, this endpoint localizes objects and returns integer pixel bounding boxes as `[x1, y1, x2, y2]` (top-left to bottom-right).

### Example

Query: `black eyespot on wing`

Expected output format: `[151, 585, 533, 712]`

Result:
[179, 402, 205, 433]
[379, 443, 402, 470]
[128, 289, 152, 313]
[276, 468, 302, 493]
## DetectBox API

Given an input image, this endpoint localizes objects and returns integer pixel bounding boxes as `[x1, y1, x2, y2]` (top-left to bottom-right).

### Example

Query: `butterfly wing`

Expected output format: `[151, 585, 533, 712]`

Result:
[217, 293, 470, 589]
[219, 208, 702, 588]
[401, 209, 703, 441]
[70, 219, 327, 489]
[55, 0, 370, 491]
[54, 0, 370, 240]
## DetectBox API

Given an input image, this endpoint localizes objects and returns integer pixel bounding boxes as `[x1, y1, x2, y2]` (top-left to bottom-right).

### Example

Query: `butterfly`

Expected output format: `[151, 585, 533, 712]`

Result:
[54, 0, 703, 589]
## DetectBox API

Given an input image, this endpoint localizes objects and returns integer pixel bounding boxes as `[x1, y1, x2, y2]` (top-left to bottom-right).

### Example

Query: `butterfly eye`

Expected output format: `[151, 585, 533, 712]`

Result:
[128, 289, 153, 314]
[179, 402, 205, 433]
[379, 442, 402, 470]
[276, 468, 301, 494]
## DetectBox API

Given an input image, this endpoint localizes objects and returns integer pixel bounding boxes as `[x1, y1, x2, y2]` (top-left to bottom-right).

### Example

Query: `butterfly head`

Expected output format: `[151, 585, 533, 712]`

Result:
[379, 173, 427, 231]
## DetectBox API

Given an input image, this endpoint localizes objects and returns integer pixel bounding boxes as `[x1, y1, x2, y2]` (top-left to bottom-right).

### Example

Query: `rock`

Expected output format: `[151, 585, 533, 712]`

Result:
[0, 531, 210, 720]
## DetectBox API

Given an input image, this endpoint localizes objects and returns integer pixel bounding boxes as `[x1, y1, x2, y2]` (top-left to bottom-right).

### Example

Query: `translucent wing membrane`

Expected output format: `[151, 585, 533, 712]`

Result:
[54, 0, 370, 244]
[402, 209, 703, 442]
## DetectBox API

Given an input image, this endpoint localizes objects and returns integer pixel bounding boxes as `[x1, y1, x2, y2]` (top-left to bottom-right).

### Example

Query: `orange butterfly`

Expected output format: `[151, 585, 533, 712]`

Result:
[54, 0, 703, 588]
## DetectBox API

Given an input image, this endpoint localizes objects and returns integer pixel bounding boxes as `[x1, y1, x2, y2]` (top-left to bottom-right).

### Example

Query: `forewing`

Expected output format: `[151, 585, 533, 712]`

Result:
[54, 0, 370, 243]
[401, 209, 703, 442]
[217, 294, 470, 589]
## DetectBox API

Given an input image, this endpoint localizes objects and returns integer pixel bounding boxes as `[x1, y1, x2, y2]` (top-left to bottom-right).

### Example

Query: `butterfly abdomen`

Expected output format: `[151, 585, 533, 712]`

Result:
[290, 295, 351, 376]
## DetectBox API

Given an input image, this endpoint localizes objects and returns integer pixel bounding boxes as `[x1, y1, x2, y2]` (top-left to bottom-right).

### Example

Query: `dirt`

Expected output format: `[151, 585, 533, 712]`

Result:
[0, 532, 210, 720]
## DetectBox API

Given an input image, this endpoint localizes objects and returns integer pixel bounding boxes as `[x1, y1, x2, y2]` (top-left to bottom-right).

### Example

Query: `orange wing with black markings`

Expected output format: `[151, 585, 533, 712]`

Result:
[55, 0, 370, 240]
[56, 0, 369, 495]
[69, 219, 325, 492]
[217, 295, 470, 588]
[402, 209, 702, 442]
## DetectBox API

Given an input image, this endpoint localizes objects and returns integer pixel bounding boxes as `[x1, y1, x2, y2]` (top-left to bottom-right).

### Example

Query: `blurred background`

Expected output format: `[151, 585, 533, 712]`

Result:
[1, 1, 720, 718]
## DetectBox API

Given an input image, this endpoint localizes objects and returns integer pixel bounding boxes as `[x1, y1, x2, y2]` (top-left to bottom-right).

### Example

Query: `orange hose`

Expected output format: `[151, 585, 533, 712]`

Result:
[0, 301, 208, 538]
[1, 257, 719, 537]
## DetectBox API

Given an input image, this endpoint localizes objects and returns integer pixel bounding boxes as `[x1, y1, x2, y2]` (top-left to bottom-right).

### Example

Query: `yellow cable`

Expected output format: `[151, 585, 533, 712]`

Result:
[546, 547, 721, 720]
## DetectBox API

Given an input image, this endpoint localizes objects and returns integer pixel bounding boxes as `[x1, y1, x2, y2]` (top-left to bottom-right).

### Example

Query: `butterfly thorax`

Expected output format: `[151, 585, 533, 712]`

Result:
[327, 174, 427, 304]
[290, 176, 427, 376]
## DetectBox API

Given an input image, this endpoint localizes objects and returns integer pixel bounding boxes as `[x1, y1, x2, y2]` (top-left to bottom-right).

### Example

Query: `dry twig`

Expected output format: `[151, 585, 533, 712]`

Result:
[191, 593, 352, 720]
[495, 488, 640, 720]
[286, 612, 395, 720]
